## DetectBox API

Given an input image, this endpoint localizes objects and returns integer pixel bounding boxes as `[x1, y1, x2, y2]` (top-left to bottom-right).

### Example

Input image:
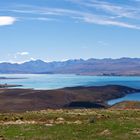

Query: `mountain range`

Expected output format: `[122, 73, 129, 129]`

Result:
[0, 58, 140, 75]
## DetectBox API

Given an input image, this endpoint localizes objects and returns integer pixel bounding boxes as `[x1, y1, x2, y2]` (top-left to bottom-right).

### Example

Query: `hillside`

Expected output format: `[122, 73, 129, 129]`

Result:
[0, 85, 139, 112]
[111, 101, 140, 109]
[0, 58, 140, 75]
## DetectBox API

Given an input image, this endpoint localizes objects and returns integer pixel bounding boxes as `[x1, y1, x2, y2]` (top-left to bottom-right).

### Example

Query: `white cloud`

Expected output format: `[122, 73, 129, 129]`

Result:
[68, 0, 140, 19]
[0, 16, 16, 26]
[1, 2, 140, 30]
[81, 16, 140, 29]
[6, 52, 31, 63]
[73, 13, 140, 30]
[17, 52, 29, 56]
[20, 17, 56, 21]
[30, 57, 36, 61]
[13, 52, 29, 59]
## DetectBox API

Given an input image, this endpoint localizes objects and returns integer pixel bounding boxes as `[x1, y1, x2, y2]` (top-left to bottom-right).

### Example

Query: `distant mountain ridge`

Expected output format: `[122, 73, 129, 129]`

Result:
[0, 58, 140, 75]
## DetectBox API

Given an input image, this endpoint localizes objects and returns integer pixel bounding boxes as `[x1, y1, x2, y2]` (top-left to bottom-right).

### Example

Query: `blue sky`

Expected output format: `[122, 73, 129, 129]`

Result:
[0, 0, 140, 63]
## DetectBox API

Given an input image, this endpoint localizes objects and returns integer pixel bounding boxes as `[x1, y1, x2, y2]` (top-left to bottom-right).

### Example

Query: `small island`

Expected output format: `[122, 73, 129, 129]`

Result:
[0, 77, 27, 80]
[0, 84, 22, 88]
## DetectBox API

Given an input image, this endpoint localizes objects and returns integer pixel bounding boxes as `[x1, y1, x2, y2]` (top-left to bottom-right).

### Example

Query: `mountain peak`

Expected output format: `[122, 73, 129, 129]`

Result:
[22, 59, 46, 65]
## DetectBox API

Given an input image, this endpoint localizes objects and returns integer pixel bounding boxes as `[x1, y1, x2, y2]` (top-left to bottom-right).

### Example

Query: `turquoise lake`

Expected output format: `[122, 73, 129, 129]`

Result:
[0, 74, 140, 105]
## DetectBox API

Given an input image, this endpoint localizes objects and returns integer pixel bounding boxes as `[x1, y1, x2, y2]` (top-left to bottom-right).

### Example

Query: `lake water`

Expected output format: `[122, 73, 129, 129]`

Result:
[0, 74, 140, 105]
[108, 93, 140, 105]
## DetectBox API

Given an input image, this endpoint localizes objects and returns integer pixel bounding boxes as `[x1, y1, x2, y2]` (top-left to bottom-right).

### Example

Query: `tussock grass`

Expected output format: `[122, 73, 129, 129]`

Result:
[0, 109, 139, 140]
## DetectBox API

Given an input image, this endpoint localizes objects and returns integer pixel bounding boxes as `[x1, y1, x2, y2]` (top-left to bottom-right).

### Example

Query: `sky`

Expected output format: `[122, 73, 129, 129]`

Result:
[0, 0, 140, 63]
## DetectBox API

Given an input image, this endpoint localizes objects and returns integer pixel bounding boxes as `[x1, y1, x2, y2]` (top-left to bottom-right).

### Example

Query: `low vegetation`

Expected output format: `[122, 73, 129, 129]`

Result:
[0, 109, 140, 140]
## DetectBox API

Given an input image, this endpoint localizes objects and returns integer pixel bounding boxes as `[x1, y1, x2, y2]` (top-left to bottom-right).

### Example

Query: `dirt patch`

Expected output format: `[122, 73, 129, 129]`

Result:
[132, 128, 140, 134]
[100, 129, 112, 136]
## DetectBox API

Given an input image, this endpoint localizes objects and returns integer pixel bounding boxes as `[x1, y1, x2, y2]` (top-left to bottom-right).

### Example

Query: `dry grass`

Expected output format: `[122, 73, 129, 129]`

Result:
[0, 109, 139, 140]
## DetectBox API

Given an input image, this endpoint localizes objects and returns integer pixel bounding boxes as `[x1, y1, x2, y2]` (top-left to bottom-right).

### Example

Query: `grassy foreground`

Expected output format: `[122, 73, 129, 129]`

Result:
[0, 109, 140, 140]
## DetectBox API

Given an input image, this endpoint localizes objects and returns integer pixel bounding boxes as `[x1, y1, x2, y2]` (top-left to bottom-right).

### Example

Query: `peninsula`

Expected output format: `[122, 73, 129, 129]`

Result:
[0, 85, 139, 112]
